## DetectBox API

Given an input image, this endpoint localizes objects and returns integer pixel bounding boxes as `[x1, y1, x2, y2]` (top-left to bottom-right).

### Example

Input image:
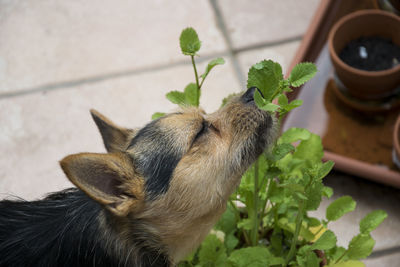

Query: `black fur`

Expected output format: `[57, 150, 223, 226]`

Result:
[0, 189, 169, 267]
[129, 118, 183, 199]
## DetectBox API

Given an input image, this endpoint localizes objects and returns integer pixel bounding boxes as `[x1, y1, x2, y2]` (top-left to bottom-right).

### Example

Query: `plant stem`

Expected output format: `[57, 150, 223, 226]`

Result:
[285, 200, 305, 266]
[335, 250, 348, 264]
[251, 159, 260, 246]
[229, 199, 251, 246]
[191, 55, 200, 106]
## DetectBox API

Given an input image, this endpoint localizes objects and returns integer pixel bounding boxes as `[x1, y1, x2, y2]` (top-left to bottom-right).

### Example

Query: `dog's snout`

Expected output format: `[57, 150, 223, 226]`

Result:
[241, 87, 262, 104]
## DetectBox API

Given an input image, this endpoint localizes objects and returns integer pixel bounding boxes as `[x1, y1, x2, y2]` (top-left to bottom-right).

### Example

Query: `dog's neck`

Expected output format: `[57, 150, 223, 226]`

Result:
[0, 188, 170, 267]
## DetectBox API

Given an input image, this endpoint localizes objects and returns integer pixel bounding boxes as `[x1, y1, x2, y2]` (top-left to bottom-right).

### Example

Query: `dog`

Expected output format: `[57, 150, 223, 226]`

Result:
[0, 87, 276, 267]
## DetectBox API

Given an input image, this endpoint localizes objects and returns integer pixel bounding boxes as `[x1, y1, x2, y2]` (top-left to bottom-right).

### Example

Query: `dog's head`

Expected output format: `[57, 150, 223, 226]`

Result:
[60, 87, 276, 261]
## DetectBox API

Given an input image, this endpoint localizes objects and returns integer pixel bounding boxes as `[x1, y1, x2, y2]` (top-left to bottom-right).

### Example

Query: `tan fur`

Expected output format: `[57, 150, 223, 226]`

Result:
[60, 93, 276, 265]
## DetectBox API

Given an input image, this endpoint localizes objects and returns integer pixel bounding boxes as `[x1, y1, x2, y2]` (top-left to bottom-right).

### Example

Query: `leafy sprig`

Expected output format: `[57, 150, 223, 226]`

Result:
[158, 27, 387, 267]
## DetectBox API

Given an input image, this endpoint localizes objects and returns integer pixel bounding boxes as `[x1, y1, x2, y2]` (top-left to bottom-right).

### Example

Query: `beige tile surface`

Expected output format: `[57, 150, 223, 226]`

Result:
[217, 0, 321, 49]
[236, 40, 301, 79]
[364, 251, 400, 267]
[310, 173, 400, 252]
[0, 58, 240, 200]
[0, 0, 227, 94]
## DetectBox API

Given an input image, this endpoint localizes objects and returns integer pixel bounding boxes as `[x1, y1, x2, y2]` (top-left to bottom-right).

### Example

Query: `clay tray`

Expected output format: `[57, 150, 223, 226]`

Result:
[283, 0, 400, 188]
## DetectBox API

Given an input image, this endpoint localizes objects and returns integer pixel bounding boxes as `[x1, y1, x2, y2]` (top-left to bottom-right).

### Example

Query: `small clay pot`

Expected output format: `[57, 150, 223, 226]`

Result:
[393, 114, 400, 169]
[328, 10, 400, 100]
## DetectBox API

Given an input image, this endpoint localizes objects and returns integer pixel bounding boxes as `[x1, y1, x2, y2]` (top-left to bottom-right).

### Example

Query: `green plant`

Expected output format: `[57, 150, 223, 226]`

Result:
[155, 27, 387, 267]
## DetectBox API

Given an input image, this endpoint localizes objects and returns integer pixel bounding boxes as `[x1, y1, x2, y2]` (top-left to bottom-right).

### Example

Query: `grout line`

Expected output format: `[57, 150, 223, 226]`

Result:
[0, 11, 302, 100]
[209, 0, 246, 87]
[233, 35, 303, 54]
[0, 52, 230, 100]
[368, 246, 400, 259]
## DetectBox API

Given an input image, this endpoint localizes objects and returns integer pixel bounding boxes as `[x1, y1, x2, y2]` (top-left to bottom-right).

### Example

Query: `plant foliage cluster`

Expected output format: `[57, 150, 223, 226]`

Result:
[154, 27, 387, 267]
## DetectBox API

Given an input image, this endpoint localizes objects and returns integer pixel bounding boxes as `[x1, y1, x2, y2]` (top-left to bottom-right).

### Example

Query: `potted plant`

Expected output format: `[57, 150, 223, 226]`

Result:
[328, 9, 400, 111]
[155, 27, 388, 267]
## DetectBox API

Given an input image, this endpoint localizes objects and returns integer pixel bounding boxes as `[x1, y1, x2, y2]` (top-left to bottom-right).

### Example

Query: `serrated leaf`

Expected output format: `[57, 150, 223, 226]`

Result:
[227, 247, 273, 267]
[259, 103, 280, 112]
[180, 27, 201, 56]
[198, 234, 228, 266]
[293, 133, 324, 167]
[288, 62, 317, 87]
[347, 233, 375, 260]
[296, 246, 320, 267]
[278, 127, 311, 144]
[247, 60, 283, 102]
[359, 210, 387, 234]
[310, 230, 337, 250]
[151, 112, 165, 120]
[166, 91, 186, 105]
[326, 196, 356, 222]
[268, 143, 295, 161]
[285, 99, 303, 112]
[305, 180, 323, 211]
[184, 83, 199, 106]
[201, 57, 225, 78]
[327, 260, 365, 267]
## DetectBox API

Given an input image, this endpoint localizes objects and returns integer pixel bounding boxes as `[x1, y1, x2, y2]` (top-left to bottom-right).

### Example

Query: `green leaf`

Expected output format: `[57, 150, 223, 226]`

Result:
[201, 58, 225, 78]
[166, 91, 186, 105]
[247, 60, 283, 102]
[278, 127, 311, 144]
[179, 27, 201, 56]
[254, 89, 266, 108]
[184, 83, 199, 106]
[310, 230, 337, 250]
[267, 143, 295, 161]
[305, 180, 323, 211]
[322, 186, 334, 198]
[296, 246, 320, 267]
[198, 234, 228, 266]
[318, 161, 335, 179]
[293, 133, 324, 166]
[278, 94, 288, 106]
[151, 112, 165, 120]
[359, 210, 387, 234]
[288, 62, 317, 87]
[326, 196, 356, 222]
[215, 204, 237, 235]
[327, 260, 365, 267]
[347, 233, 375, 260]
[227, 247, 274, 267]
[259, 103, 280, 112]
[237, 218, 253, 230]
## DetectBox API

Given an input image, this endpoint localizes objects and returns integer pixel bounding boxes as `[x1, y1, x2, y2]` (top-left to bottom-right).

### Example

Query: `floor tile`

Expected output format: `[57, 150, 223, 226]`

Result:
[364, 250, 400, 267]
[0, 58, 240, 200]
[217, 0, 321, 49]
[310, 172, 400, 252]
[236, 40, 301, 81]
[0, 0, 227, 94]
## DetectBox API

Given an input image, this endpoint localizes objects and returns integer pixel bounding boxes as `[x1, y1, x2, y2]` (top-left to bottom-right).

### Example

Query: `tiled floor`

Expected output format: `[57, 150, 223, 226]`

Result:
[1, 0, 399, 265]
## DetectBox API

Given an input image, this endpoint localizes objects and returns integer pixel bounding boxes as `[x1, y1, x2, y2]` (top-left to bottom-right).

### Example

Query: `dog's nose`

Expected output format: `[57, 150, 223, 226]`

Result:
[241, 87, 262, 104]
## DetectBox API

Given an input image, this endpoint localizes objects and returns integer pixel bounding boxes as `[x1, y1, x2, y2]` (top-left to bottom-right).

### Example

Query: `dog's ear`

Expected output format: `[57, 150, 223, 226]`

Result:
[60, 152, 144, 216]
[90, 109, 135, 152]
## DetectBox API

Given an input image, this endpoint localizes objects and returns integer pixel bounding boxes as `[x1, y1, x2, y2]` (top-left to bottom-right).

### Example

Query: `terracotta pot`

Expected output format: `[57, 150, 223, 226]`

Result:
[393, 114, 400, 169]
[328, 10, 400, 100]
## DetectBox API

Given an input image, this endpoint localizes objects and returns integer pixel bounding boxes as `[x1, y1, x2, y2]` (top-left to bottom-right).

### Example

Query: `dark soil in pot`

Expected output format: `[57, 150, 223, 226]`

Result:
[339, 36, 400, 71]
